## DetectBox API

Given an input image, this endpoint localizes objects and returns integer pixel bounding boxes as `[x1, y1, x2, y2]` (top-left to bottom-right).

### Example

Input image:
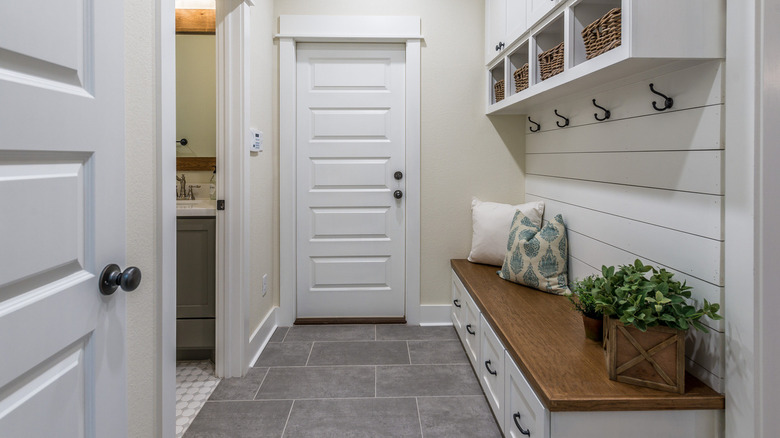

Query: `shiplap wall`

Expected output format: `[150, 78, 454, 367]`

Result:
[524, 61, 725, 391]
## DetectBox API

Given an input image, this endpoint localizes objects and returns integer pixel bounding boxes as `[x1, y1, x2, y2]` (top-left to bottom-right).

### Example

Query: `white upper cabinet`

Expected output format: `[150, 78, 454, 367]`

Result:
[485, 0, 726, 114]
[528, 0, 560, 28]
[486, 0, 529, 64]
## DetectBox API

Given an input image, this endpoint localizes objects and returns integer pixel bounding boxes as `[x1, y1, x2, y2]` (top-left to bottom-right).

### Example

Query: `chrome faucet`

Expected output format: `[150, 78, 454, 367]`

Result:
[176, 174, 187, 199]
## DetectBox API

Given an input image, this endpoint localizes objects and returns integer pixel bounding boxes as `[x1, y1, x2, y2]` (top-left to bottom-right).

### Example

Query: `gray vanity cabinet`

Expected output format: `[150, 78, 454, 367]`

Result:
[177, 217, 215, 352]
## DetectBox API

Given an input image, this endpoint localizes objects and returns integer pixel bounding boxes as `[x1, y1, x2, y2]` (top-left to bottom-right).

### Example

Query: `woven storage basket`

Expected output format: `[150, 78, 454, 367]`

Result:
[538, 42, 564, 81]
[494, 79, 505, 102]
[513, 63, 529, 93]
[582, 8, 622, 60]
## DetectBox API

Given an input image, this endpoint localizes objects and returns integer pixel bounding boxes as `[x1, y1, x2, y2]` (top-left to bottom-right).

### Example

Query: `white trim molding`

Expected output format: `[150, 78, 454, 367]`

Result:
[157, 0, 176, 435]
[246, 307, 279, 368]
[278, 16, 423, 326]
[419, 305, 454, 326]
[215, 0, 251, 378]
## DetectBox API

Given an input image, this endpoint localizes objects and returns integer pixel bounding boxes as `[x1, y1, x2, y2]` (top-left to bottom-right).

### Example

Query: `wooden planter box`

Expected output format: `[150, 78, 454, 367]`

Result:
[603, 317, 685, 394]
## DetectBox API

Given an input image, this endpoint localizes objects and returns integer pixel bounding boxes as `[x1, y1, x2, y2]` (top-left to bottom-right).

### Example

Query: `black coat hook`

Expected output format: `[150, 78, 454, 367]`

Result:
[592, 99, 611, 121]
[528, 116, 540, 132]
[649, 83, 673, 111]
[554, 109, 569, 128]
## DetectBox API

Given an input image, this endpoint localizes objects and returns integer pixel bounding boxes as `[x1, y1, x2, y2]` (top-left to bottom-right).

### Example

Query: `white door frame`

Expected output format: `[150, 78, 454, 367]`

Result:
[158, 0, 252, 435]
[277, 16, 423, 326]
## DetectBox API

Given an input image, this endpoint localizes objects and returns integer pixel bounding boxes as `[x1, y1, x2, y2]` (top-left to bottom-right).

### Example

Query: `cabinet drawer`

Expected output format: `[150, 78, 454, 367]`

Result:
[462, 290, 481, 369]
[505, 351, 550, 438]
[451, 271, 466, 338]
[480, 314, 506, 432]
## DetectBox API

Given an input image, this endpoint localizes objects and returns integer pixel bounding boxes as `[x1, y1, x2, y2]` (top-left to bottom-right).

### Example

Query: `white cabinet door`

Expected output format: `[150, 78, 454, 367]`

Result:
[451, 272, 465, 337]
[0, 1, 128, 436]
[529, 0, 559, 26]
[486, 0, 508, 62]
[480, 315, 507, 434]
[462, 291, 481, 369]
[506, 0, 530, 43]
[505, 351, 550, 438]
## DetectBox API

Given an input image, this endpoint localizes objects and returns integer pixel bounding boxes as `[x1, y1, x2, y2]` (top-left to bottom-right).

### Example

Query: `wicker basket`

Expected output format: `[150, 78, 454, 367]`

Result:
[582, 8, 622, 60]
[513, 63, 529, 93]
[494, 79, 505, 102]
[538, 42, 564, 81]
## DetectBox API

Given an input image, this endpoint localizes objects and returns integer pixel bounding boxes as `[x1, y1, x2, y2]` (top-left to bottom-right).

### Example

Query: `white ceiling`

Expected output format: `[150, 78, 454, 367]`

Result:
[175, 0, 215, 9]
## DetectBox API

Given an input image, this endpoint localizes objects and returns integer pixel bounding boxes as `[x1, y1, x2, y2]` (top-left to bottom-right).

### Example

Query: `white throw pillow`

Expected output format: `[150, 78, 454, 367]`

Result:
[468, 198, 545, 266]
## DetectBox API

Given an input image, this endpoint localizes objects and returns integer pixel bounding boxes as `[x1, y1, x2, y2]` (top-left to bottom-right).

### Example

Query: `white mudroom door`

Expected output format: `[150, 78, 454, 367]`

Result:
[295, 43, 407, 319]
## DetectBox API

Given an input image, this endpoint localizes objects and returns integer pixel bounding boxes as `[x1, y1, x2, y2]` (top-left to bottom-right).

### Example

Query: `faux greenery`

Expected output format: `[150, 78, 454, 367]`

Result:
[568, 277, 602, 319]
[575, 259, 722, 333]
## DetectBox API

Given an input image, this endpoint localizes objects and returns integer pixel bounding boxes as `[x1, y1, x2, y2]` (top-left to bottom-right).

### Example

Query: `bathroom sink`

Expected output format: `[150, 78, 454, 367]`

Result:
[176, 199, 217, 216]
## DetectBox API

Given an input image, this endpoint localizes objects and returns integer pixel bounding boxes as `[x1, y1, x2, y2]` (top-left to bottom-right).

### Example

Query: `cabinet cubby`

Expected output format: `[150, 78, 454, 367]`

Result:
[490, 60, 506, 104]
[572, 0, 622, 67]
[533, 13, 565, 83]
[508, 43, 530, 97]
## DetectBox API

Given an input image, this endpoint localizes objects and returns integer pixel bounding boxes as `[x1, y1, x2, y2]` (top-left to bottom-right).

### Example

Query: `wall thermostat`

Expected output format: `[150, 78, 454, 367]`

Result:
[250, 128, 263, 152]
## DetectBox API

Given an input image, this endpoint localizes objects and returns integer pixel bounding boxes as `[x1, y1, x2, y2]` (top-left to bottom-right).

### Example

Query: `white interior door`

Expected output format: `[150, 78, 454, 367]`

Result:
[296, 43, 406, 319]
[0, 1, 128, 436]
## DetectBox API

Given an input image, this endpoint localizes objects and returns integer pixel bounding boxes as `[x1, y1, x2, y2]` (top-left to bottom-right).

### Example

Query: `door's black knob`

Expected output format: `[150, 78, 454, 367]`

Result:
[394, 171, 403, 180]
[393, 190, 403, 199]
[99, 264, 142, 295]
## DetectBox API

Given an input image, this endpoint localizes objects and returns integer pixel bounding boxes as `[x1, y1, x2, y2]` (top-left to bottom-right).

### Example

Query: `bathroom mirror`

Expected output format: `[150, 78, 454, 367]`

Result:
[176, 8, 216, 171]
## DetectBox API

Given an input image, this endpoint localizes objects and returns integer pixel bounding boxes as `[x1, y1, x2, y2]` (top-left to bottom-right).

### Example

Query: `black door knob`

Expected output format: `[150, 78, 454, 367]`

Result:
[394, 190, 403, 199]
[394, 171, 403, 180]
[99, 264, 142, 295]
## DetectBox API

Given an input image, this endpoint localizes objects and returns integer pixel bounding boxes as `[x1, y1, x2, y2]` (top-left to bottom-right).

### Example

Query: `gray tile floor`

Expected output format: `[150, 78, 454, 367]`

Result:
[184, 325, 502, 438]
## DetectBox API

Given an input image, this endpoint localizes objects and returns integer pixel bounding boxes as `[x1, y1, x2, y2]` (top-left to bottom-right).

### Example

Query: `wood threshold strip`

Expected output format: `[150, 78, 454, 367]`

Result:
[450, 259, 725, 412]
[294, 317, 406, 325]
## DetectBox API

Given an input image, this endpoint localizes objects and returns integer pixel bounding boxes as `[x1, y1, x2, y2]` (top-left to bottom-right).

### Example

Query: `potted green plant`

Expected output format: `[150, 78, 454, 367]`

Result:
[568, 278, 604, 342]
[586, 260, 722, 393]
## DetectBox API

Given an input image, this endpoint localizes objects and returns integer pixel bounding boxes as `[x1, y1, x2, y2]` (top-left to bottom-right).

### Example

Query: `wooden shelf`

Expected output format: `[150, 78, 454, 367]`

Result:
[451, 259, 725, 412]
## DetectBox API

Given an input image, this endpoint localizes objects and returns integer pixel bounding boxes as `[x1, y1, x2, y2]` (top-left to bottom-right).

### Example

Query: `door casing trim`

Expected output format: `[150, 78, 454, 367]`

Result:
[277, 15, 423, 325]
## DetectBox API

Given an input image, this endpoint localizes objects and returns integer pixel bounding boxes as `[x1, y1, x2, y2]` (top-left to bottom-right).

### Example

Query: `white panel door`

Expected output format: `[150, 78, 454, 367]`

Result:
[0, 1, 128, 437]
[296, 43, 406, 318]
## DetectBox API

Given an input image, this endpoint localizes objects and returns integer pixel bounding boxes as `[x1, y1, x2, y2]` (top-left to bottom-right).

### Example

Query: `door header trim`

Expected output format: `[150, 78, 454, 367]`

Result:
[277, 15, 422, 41]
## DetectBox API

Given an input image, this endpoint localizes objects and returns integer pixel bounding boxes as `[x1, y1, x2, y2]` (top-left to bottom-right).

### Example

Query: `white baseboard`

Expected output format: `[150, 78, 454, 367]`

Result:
[419, 304, 453, 326]
[246, 306, 278, 368]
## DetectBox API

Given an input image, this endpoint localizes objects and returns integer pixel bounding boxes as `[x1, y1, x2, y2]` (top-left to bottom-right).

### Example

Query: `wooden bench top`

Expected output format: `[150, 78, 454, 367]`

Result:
[451, 259, 725, 412]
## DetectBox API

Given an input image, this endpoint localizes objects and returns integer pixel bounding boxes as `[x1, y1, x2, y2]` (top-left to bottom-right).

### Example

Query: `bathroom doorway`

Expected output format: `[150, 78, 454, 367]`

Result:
[163, 0, 252, 435]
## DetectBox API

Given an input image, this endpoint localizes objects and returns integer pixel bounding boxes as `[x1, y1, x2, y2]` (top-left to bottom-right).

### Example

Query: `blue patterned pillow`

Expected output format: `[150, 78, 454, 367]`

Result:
[498, 211, 570, 295]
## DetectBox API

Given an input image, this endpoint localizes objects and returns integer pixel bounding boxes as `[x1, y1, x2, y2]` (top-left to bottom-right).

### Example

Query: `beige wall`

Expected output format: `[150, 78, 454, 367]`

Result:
[248, 0, 278, 330]
[125, 0, 160, 436]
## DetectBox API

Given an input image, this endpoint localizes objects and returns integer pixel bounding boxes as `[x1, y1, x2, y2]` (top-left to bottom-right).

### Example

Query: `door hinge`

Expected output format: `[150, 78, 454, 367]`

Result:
[217, 200, 225, 210]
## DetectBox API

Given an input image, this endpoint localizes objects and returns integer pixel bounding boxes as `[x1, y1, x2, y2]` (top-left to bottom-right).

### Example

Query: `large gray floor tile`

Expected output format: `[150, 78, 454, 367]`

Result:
[376, 325, 458, 341]
[417, 396, 502, 438]
[376, 365, 482, 397]
[283, 398, 422, 438]
[184, 400, 292, 438]
[307, 341, 410, 366]
[269, 327, 290, 343]
[254, 342, 312, 367]
[284, 325, 376, 342]
[208, 367, 268, 401]
[256, 366, 375, 400]
[408, 340, 469, 364]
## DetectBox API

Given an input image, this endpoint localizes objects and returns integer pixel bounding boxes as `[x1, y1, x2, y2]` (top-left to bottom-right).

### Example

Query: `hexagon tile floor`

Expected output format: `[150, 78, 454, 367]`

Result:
[176, 360, 221, 437]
